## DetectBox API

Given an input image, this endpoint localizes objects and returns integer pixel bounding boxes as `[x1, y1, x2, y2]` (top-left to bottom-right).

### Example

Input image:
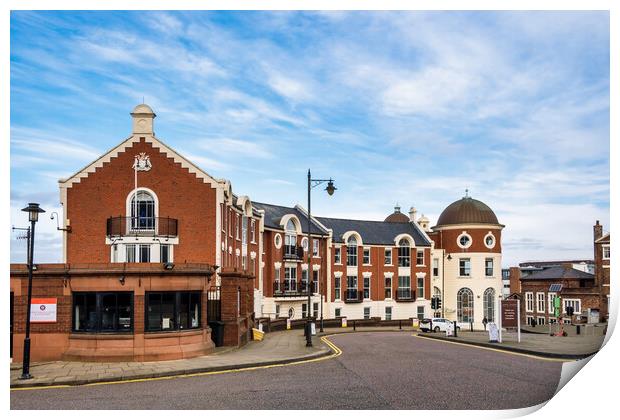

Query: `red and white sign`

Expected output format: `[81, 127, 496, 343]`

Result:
[31, 298, 57, 323]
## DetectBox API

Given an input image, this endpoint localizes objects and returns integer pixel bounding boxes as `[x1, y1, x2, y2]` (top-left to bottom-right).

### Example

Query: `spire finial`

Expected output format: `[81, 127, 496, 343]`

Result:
[395, 202, 401, 212]
[465, 188, 469, 198]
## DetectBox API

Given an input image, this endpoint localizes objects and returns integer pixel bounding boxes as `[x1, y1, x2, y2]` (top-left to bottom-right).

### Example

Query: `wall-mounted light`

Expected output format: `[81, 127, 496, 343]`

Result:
[119, 275, 125, 286]
[163, 263, 175, 270]
[50, 212, 72, 232]
[447, 254, 452, 261]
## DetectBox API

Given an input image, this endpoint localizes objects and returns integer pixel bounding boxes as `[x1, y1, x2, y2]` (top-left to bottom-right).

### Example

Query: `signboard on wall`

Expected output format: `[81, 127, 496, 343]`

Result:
[31, 298, 57, 323]
[501, 299, 518, 328]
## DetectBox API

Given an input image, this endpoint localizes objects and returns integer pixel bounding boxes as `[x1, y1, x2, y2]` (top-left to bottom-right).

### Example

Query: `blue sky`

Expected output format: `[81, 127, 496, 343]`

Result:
[9, 11, 610, 266]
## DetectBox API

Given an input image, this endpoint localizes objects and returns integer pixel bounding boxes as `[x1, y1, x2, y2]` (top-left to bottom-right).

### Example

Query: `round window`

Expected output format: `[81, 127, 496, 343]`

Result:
[457, 233, 472, 249]
[301, 238, 309, 251]
[274, 233, 282, 249]
[484, 234, 496, 249]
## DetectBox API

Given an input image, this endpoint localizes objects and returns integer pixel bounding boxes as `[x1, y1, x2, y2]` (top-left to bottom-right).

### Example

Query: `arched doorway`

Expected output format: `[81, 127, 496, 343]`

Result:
[457, 288, 474, 323]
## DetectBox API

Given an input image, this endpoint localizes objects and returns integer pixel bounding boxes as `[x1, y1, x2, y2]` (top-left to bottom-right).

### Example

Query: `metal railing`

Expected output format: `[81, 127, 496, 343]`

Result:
[273, 280, 318, 296]
[395, 288, 415, 302]
[283, 245, 305, 260]
[106, 216, 178, 237]
[344, 289, 363, 303]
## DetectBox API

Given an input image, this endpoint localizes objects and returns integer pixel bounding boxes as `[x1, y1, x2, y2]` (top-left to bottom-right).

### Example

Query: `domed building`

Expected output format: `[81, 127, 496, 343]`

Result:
[428, 192, 504, 329]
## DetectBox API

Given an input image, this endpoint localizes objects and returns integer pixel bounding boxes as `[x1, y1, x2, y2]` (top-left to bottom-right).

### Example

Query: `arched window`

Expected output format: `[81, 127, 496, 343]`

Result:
[483, 288, 495, 322]
[347, 236, 358, 266]
[284, 219, 297, 256]
[131, 190, 155, 230]
[398, 239, 410, 267]
[457, 288, 474, 323]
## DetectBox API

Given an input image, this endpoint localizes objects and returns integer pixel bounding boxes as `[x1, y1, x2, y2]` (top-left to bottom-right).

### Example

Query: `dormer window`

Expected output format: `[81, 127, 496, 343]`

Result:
[347, 237, 358, 266]
[398, 239, 410, 267]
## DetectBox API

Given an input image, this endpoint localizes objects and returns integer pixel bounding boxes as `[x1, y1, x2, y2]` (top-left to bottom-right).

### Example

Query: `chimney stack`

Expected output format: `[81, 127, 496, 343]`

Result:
[409, 207, 417, 222]
[594, 220, 603, 241]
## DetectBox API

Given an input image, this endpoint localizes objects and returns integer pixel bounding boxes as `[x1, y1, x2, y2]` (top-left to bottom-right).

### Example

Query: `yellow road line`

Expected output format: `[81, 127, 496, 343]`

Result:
[11, 335, 343, 392]
[413, 334, 577, 362]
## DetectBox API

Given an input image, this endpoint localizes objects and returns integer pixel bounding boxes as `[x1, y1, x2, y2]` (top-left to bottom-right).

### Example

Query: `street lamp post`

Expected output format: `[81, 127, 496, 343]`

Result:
[305, 170, 336, 347]
[19, 203, 45, 380]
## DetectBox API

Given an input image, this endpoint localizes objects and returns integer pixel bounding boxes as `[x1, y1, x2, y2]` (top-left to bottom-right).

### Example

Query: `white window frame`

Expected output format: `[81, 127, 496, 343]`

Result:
[363, 247, 371, 265]
[363, 276, 370, 299]
[563, 299, 581, 314]
[457, 232, 472, 249]
[537, 316, 546, 326]
[250, 219, 256, 243]
[313, 239, 320, 257]
[363, 307, 371, 320]
[385, 306, 392, 321]
[236, 214, 240, 240]
[334, 247, 342, 264]
[334, 275, 342, 301]
[536, 292, 545, 313]
[485, 258, 494, 277]
[384, 248, 392, 265]
[416, 276, 425, 300]
[416, 250, 424, 266]
[432, 258, 439, 277]
[548, 292, 557, 315]
[602, 245, 610, 260]
[525, 292, 534, 313]
[459, 258, 471, 277]
[385, 277, 392, 299]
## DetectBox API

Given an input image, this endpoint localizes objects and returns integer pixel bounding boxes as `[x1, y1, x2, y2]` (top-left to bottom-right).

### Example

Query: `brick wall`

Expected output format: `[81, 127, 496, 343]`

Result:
[65, 138, 217, 265]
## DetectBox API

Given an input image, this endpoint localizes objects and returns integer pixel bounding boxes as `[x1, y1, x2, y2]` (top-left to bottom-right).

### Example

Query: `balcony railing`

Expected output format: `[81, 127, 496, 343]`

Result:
[106, 216, 178, 237]
[273, 280, 318, 297]
[283, 245, 305, 261]
[344, 289, 363, 303]
[395, 288, 416, 302]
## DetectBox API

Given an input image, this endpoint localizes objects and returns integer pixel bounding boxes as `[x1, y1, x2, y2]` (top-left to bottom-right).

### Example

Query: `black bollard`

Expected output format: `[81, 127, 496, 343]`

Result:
[353, 320, 356, 331]
[399, 320, 402, 330]
[454, 321, 458, 338]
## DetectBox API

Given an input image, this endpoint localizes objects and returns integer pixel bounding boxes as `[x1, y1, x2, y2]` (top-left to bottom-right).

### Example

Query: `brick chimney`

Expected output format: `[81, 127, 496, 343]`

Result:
[509, 266, 521, 294]
[594, 220, 603, 241]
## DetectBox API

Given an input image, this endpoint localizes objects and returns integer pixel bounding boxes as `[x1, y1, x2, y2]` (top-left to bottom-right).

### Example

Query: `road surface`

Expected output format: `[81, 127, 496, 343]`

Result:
[11, 332, 563, 409]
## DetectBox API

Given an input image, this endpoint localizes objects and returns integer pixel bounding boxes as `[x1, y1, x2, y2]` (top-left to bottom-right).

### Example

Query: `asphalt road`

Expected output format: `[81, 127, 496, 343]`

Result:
[11, 332, 563, 410]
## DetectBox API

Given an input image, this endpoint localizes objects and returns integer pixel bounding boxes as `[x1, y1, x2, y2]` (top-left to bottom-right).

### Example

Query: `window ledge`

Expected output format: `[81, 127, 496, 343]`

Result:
[70, 332, 134, 339]
[144, 329, 204, 338]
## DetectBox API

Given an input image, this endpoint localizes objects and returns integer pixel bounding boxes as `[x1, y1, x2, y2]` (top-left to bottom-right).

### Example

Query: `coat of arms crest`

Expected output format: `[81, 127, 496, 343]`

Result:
[133, 152, 152, 171]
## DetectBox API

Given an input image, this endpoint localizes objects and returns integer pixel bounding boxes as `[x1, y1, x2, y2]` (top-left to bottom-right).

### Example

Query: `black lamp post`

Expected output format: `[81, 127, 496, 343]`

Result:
[19, 203, 45, 380]
[305, 170, 336, 347]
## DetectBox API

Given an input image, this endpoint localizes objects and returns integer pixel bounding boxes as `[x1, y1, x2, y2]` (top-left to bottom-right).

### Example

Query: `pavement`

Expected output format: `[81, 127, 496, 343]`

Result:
[417, 329, 605, 359]
[10, 329, 331, 389]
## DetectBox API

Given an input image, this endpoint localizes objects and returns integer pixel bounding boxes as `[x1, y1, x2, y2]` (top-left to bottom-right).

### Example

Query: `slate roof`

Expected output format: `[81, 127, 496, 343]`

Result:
[316, 216, 431, 247]
[252, 202, 329, 235]
[521, 266, 594, 281]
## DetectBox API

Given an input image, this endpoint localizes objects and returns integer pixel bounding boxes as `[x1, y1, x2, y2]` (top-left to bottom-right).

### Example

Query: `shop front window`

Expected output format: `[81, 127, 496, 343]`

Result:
[73, 292, 133, 333]
[145, 291, 201, 332]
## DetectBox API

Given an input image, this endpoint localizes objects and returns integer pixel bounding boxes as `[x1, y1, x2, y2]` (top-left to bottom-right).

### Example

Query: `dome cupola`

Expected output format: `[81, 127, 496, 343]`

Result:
[434, 191, 502, 228]
[384, 204, 410, 223]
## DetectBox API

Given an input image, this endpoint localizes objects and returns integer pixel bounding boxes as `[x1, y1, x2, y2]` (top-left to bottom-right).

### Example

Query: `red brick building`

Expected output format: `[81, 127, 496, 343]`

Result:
[513, 221, 611, 325]
[11, 104, 507, 361]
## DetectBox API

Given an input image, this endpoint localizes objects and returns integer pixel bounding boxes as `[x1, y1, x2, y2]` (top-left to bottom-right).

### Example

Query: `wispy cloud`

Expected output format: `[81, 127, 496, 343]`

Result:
[9, 11, 609, 266]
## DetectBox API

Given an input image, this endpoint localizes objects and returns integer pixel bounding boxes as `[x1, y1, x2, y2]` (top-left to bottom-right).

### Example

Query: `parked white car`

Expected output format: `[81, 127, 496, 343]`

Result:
[419, 318, 462, 333]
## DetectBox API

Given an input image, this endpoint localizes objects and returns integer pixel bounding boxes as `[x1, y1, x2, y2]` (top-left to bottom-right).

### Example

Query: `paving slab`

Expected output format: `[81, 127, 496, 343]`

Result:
[416, 330, 605, 359]
[10, 330, 330, 388]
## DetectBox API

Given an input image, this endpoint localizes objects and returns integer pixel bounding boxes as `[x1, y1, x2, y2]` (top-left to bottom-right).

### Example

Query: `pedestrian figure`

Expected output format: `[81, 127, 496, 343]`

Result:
[482, 317, 488, 330]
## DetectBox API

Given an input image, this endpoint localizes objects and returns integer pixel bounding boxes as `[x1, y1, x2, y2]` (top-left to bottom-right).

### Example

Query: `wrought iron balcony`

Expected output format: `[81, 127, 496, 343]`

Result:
[273, 280, 318, 297]
[106, 216, 178, 238]
[395, 288, 416, 302]
[283, 245, 305, 261]
[344, 289, 363, 303]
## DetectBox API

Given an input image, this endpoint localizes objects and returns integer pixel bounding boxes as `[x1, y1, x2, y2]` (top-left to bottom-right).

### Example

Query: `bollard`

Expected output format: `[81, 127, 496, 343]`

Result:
[470, 321, 473, 332]
[353, 320, 356, 331]
[399, 320, 402, 330]
[576, 325, 581, 335]
[454, 321, 458, 338]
